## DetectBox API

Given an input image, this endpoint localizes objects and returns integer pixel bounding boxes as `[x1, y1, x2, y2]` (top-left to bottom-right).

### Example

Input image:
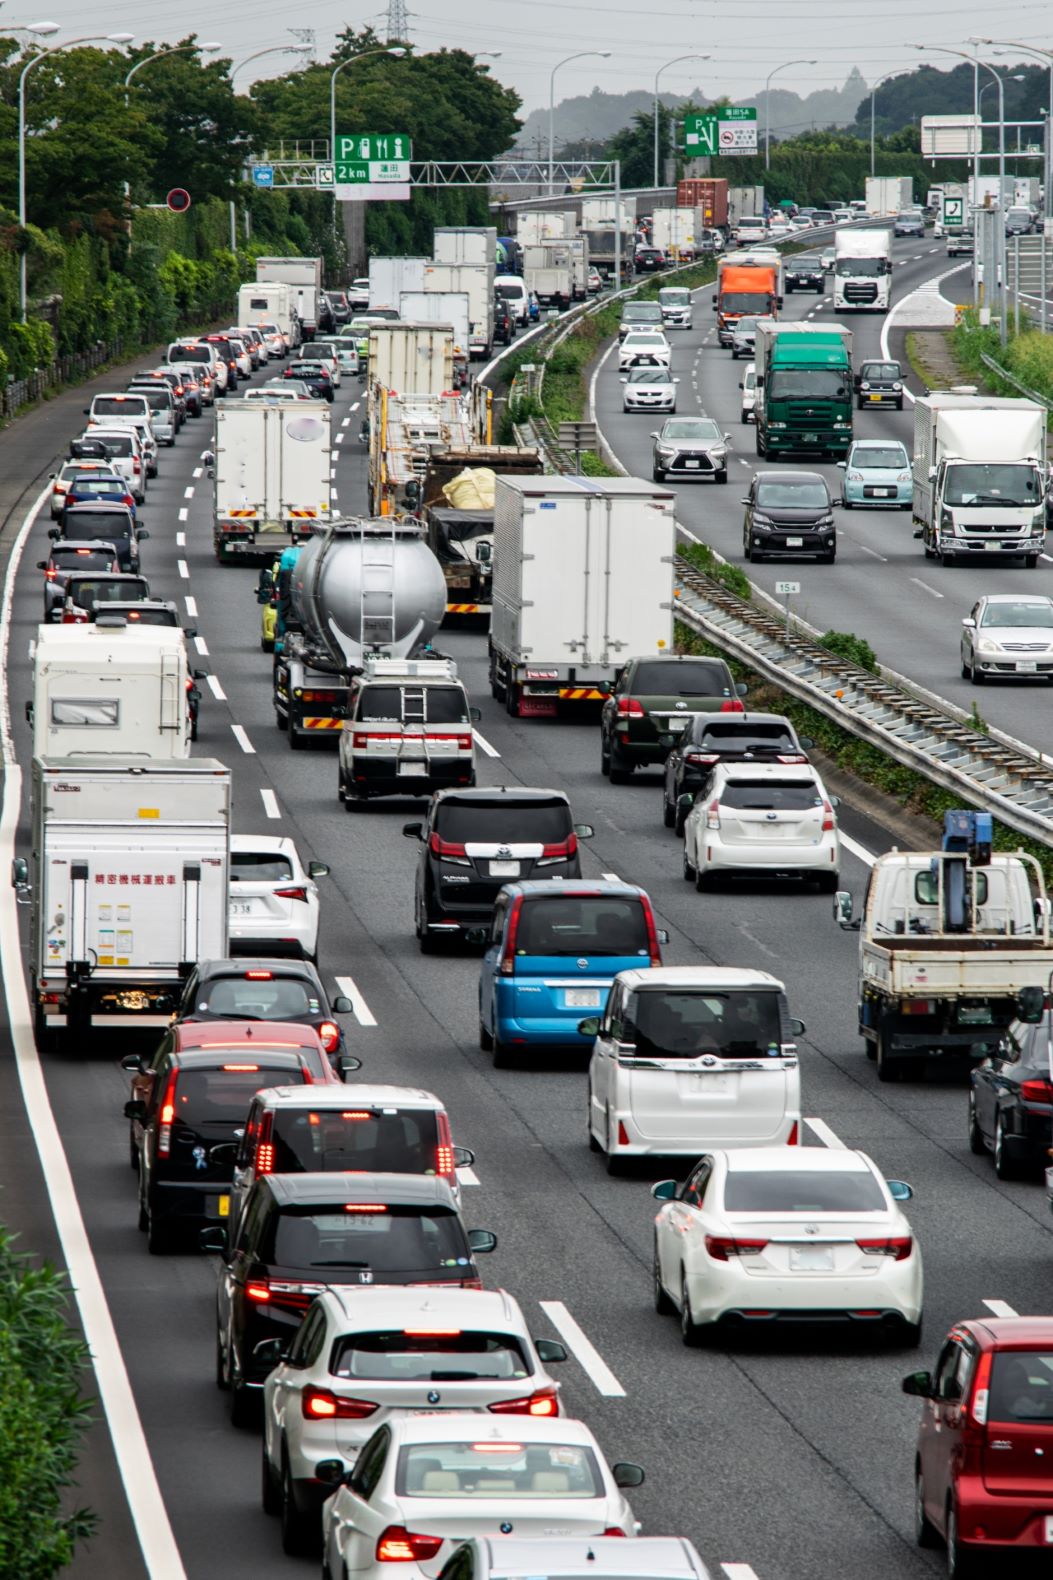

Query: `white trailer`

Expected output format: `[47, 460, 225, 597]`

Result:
[833, 228, 892, 312]
[368, 322, 456, 398]
[865, 176, 913, 217]
[211, 399, 332, 563]
[488, 475, 677, 717]
[31, 622, 192, 761]
[399, 290, 471, 369]
[237, 282, 299, 348]
[255, 257, 324, 338]
[522, 243, 573, 310]
[17, 756, 231, 1046]
[728, 187, 766, 228]
[421, 261, 495, 359]
[432, 227, 497, 266]
[368, 256, 428, 312]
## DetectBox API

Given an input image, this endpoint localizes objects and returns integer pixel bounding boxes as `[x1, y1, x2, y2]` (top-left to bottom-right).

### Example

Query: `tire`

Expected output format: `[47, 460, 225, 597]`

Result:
[600, 734, 612, 778]
[821, 549, 836, 564]
[755, 430, 767, 458]
[492, 1038, 516, 1069]
[653, 1246, 675, 1314]
[275, 710, 288, 731]
[662, 793, 675, 829]
[587, 1092, 600, 1152]
[674, 803, 689, 838]
[694, 865, 711, 892]
[744, 537, 754, 562]
[969, 655, 984, 686]
[967, 1091, 986, 1156]
[146, 1207, 172, 1256]
[479, 1020, 493, 1053]
[914, 1467, 939, 1549]
[281, 1455, 317, 1556]
[289, 726, 306, 749]
[714, 469, 727, 485]
[897, 1317, 924, 1349]
[229, 1368, 257, 1429]
[1026, 554, 1039, 569]
[215, 1328, 228, 1391]
[741, 410, 749, 425]
[505, 681, 521, 718]
[608, 742, 632, 785]
[680, 1274, 704, 1347]
[816, 871, 840, 894]
[682, 847, 696, 882]
[128, 1126, 139, 1170]
[262, 1441, 281, 1515]
[652, 468, 664, 482]
[993, 1112, 1020, 1180]
[841, 498, 852, 510]
[946, 1500, 981, 1580]
[960, 655, 970, 680]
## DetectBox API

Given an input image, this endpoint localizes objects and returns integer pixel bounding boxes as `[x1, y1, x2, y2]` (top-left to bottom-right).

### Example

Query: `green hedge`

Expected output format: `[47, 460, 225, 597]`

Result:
[952, 307, 1053, 414]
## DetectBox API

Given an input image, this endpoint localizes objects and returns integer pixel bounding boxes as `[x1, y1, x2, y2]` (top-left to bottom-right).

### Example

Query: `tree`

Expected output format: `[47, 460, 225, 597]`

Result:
[124, 38, 259, 204]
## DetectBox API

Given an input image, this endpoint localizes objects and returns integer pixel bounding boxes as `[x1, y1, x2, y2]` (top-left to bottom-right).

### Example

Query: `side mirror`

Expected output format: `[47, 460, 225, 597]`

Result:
[853, 375, 861, 391]
[578, 1016, 601, 1036]
[252, 1337, 286, 1369]
[453, 1145, 475, 1169]
[339, 1055, 363, 1078]
[674, 378, 681, 385]
[650, 1179, 677, 1201]
[192, 668, 207, 681]
[307, 861, 330, 879]
[120, 1053, 144, 1072]
[534, 1338, 567, 1363]
[467, 1228, 497, 1254]
[656, 928, 669, 944]
[137, 529, 150, 540]
[619, 376, 628, 384]
[469, 707, 482, 723]
[198, 1225, 227, 1255]
[676, 793, 694, 814]
[649, 431, 660, 439]
[83, 408, 90, 415]
[314, 1459, 347, 1486]
[403, 822, 424, 840]
[836, 461, 846, 470]
[48, 527, 60, 540]
[184, 627, 197, 639]
[735, 682, 748, 697]
[740, 497, 750, 506]
[961, 617, 976, 629]
[202, 451, 215, 466]
[799, 736, 814, 750]
[36, 560, 46, 570]
[901, 1370, 934, 1399]
[738, 381, 744, 390]
[1016, 985, 1045, 1023]
[332, 995, 354, 1014]
[574, 823, 594, 839]
[789, 1017, 806, 1037]
[123, 1099, 146, 1120]
[612, 1462, 645, 1489]
[834, 890, 854, 927]
[887, 1180, 914, 1202]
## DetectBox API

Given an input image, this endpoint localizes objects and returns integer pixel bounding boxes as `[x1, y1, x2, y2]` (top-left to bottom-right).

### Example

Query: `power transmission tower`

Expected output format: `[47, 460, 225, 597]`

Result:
[288, 27, 316, 60]
[385, 0, 410, 44]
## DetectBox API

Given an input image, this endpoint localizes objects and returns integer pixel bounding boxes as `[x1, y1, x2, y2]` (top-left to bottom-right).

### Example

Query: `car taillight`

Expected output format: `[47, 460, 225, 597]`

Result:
[122, 494, 134, 507]
[376, 1528, 444, 1563]
[500, 894, 523, 976]
[273, 887, 308, 902]
[786, 1120, 799, 1144]
[538, 833, 577, 867]
[1021, 1078, 1053, 1104]
[705, 798, 721, 831]
[970, 1350, 992, 1426]
[301, 689, 339, 703]
[428, 833, 469, 865]
[719, 699, 745, 713]
[255, 1112, 275, 1177]
[705, 1235, 768, 1261]
[157, 1071, 178, 1158]
[855, 1237, 912, 1261]
[602, 1529, 627, 1537]
[132, 458, 141, 472]
[640, 894, 662, 966]
[821, 800, 836, 833]
[245, 1280, 271, 1302]
[616, 696, 644, 717]
[302, 1386, 378, 1420]
[44, 567, 56, 579]
[684, 752, 718, 766]
[319, 1021, 339, 1054]
[488, 1387, 559, 1417]
[435, 1112, 454, 1179]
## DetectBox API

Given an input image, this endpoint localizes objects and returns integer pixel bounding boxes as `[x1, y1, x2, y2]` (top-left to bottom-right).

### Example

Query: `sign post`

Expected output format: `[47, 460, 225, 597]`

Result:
[774, 580, 800, 638]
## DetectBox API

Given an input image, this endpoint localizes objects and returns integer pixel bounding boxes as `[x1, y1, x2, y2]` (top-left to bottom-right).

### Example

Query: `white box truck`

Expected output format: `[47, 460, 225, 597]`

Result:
[368, 322, 455, 398]
[255, 256, 324, 338]
[433, 226, 497, 266]
[522, 243, 574, 310]
[211, 400, 332, 563]
[533, 235, 588, 298]
[368, 256, 428, 311]
[237, 282, 299, 349]
[399, 290, 471, 370]
[581, 197, 635, 227]
[488, 475, 677, 718]
[30, 622, 194, 761]
[516, 210, 576, 244]
[651, 206, 698, 260]
[728, 186, 766, 229]
[15, 756, 231, 1047]
[833, 228, 892, 312]
[865, 176, 913, 217]
[422, 261, 495, 359]
[912, 392, 1047, 565]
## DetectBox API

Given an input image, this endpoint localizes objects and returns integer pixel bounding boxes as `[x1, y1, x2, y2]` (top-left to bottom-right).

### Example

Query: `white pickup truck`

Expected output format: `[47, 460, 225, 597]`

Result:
[835, 846, 1053, 1082]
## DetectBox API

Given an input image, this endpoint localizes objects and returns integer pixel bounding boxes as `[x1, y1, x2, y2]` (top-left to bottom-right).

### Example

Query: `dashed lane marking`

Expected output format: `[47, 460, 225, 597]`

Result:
[177, 559, 189, 580]
[841, 832, 876, 869]
[335, 433, 345, 444]
[538, 1300, 627, 1398]
[192, 466, 203, 479]
[175, 531, 186, 547]
[910, 576, 944, 600]
[205, 675, 225, 701]
[805, 1117, 846, 1148]
[473, 729, 500, 758]
[194, 636, 208, 657]
[184, 596, 197, 617]
[231, 724, 254, 754]
[458, 1166, 481, 1186]
[183, 486, 194, 499]
[260, 788, 280, 819]
[178, 507, 188, 522]
[335, 974, 378, 1028]
[982, 1299, 1018, 1318]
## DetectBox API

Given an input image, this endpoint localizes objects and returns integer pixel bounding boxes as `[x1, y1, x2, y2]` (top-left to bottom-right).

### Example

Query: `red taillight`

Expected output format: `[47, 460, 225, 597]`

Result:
[616, 696, 644, 717]
[538, 832, 577, 867]
[821, 800, 836, 833]
[132, 458, 141, 472]
[776, 753, 806, 764]
[719, 699, 745, 713]
[500, 895, 523, 976]
[786, 1120, 799, 1145]
[157, 1071, 178, 1158]
[436, 1112, 454, 1178]
[319, 1021, 339, 1054]
[376, 1528, 444, 1563]
[255, 1112, 274, 1177]
[1021, 1078, 1053, 1104]
[344, 1204, 387, 1213]
[273, 886, 308, 902]
[429, 833, 468, 865]
[705, 1235, 768, 1261]
[684, 752, 718, 766]
[488, 1387, 559, 1417]
[705, 797, 721, 830]
[603, 1529, 627, 1537]
[302, 1386, 378, 1420]
[246, 1280, 271, 1303]
[640, 894, 662, 967]
[222, 1063, 259, 1072]
[245, 970, 273, 980]
[970, 1350, 993, 1426]
[45, 567, 57, 579]
[855, 1237, 912, 1261]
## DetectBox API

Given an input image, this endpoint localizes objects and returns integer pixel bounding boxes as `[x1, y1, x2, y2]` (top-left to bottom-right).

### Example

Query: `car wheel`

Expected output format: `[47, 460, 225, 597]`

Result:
[841, 498, 852, 510]
[993, 1113, 1020, 1180]
[679, 1274, 704, 1347]
[682, 847, 696, 881]
[281, 1453, 317, 1556]
[960, 651, 970, 680]
[896, 1316, 923, 1349]
[128, 1127, 139, 1170]
[653, 1245, 674, 1314]
[896, 400, 904, 411]
[674, 803, 689, 838]
[215, 1328, 229, 1391]
[600, 733, 612, 778]
[652, 468, 664, 483]
[694, 865, 711, 893]
[146, 1207, 172, 1256]
[262, 1440, 281, 1515]
[740, 409, 749, 424]
[969, 655, 984, 686]
[815, 871, 840, 894]
[479, 1020, 493, 1053]
[492, 1038, 516, 1070]
[967, 1091, 986, 1155]
[821, 548, 836, 564]
[1025, 553, 1039, 569]
[608, 742, 632, 785]
[744, 537, 755, 562]
[662, 792, 675, 828]
[229, 1366, 257, 1429]
[416, 906, 438, 955]
[913, 1467, 939, 1548]
[946, 1500, 981, 1580]
[714, 469, 727, 485]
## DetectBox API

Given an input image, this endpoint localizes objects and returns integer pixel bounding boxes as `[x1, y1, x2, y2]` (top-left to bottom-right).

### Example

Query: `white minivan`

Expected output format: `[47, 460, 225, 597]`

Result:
[739, 362, 757, 423]
[495, 273, 530, 324]
[585, 966, 803, 1173]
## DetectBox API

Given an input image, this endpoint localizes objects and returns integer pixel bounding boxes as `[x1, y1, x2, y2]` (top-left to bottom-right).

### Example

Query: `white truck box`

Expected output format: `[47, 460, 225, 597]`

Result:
[368, 256, 428, 311]
[865, 176, 913, 216]
[489, 475, 677, 716]
[651, 206, 699, 258]
[533, 235, 588, 297]
[31, 623, 191, 761]
[256, 255, 323, 289]
[833, 227, 892, 312]
[238, 282, 299, 344]
[728, 186, 766, 227]
[421, 261, 495, 358]
[399, 290, 471, 364]
[433, 227, 497, 266]
[581, 197, 635, 227]
[969, 175, 1014, 208]
[22, 756, 231, 1043]
[516, 210, 577, 244]
[368, 322, 455, 398]
[212, 399, 332, 563]
[522, 243, 573, 308]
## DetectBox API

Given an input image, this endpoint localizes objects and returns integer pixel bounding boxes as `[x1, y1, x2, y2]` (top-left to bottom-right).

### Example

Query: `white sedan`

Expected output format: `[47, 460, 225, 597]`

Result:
[961, 593, 1053, 683]
[319, 1415, 644, 1580]
[682, 761, 840, 891]
[262, 1285, 568, 1555]
[652, 1146, 923, 1345]
[621, 361, 678, 413]
[228, 834, 328, 961]
[618, 330, 671, 370]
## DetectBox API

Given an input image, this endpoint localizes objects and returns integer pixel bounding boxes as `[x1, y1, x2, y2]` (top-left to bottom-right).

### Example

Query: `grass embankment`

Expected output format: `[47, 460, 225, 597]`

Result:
[949, 308, 1053, 414]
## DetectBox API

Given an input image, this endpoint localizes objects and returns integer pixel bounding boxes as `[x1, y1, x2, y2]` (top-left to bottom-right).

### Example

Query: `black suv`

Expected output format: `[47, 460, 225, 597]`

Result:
[61, 572, 151, 621]
[284, 362, 334, 402]
[634, 246, 666, 272]
[173, 960, 355, 1071]
[404, 787, 593, 951]
[661, 712, 812, 832]
[38, 541, 120, 620]
[742, 470, 837, 563]
[493, 294, 516, 345]
[600, 654, 747, 782]
[784, 254, 825, 293]
[854, 359, 905, 411]
[55, 503, 146, 572]
[204, 1174, 497, 1424]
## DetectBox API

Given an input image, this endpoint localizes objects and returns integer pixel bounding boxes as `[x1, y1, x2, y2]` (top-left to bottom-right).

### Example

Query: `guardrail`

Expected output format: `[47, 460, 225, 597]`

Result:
[978, 349, 1053, 410]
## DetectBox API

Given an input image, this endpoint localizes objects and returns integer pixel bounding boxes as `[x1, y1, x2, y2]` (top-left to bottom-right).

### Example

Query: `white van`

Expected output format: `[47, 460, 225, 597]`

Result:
[495, 273, 530, 325]
[166, 339, 228, 393]
[739, 362, 757, 423]
[71, 429, 147, 502]
[586, 966, 803, 1172]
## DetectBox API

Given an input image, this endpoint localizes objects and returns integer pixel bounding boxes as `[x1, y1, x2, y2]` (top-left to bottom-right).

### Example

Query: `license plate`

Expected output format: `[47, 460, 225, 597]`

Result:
[489, 860, 520, 877]
[398, 761, 427, 776]
[872, 488, 892, 497]
[803, 433, 817, 444]
[684, 459, 700, 468]
[790, 1246, 834, 1271]
[984, 542, 1002, 551]
[217, 1194, 230, 1217]
[666, 717, 688, 730]
[1017, 661, 1038, 672]
[682, 1072, 731, 1093]
[786, 536, 803, 547]
[566, 989, 601, 1009]
[230, 902, 253, 916]
[868, 394, 883, 402]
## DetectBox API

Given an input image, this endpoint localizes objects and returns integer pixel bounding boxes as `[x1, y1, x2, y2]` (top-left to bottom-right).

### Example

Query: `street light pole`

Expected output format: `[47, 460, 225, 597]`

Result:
[19, 30, 133, 321]
[230, 44, 311, 252]
[976, 39, 1053, 223]
[125, 39, 220, 90]
[330, 46, 406, 168]
[764, 59, 816, 170]
[549, 50, 611, 195]
[653, 53, 710, 190]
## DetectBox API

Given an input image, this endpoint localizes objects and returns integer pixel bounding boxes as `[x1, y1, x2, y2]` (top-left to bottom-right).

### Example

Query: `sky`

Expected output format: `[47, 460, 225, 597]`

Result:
[7, 0, 1053, 113]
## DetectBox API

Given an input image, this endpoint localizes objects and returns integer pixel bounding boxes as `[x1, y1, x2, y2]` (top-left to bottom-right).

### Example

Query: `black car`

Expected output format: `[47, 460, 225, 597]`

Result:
[123, 1044, 320, 1254]
[784, 253, 825, 293]
[204, 1174, 497, 1425]
[284, 362, 334, 402]
[37, 541, 121, 621]
[403, 787, 593, 951]
[94, 598, 187, 628]
[742, 470, 837, 563]
[634, 247, 666, 272]
[661, 712, 812, 832]
[174, 959, 355, 1070]
[969, 1015, 1053, 1179]
[854, 359, 905, 411]
[325, 289, 350, 323]
[600, 654, 747, 781]
[492, 294, 515, 345]
[60, 571, 151, 621]
[55, 503, 145, 572]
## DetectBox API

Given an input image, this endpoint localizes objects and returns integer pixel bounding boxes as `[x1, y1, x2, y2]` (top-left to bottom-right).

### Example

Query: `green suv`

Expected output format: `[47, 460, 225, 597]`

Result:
[600, 654, 747, 782]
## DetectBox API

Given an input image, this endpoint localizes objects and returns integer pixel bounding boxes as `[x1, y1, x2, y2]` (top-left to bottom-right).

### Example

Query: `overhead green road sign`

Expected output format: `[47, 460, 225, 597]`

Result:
[335, 133, 412, 163]
[681, 107, 757, 157]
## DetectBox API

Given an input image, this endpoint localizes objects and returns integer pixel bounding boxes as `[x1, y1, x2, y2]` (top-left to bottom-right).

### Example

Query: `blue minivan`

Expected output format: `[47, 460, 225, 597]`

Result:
[478, 880, 666, 1068]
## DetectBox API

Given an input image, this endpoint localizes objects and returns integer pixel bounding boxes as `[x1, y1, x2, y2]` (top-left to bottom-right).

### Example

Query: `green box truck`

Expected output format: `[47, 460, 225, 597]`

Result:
[754, 322, 854, 459]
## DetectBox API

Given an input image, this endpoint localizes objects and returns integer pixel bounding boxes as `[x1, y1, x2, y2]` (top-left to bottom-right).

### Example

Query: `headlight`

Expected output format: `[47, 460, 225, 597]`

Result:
[978, 639, 1001, 655]
[897, 472, 910, 483]
[860, 381, 870, 390]
[893, 382, 903, 391]
[769, 421, 787, 429]
[940, 508, 954, 529]
[657, 444, 676, 456]
[847, 471, 863, 482]
[751, 514, 773, 529]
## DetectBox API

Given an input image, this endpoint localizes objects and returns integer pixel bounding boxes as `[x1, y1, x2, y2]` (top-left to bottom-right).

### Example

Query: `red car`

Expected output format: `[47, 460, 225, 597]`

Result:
[904, 1315, 1053, 1576]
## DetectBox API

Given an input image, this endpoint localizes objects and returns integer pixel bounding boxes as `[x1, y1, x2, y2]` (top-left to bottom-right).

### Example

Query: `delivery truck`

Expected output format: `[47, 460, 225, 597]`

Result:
[522, 242, 573, 310]
[399, 291, 471, 380]
[433, 226, 498, 266]
[488, 475, 677, 718]
[237, 282, 299, 350]
[728, 186, 766, 229]
[368, 322, 455, 399]
[422, 260, 495, 359]
[651, 206, 698, 262]
[833, 228, 893, 312]
[255, 256, 324, 339]
[516, 210, 576, 244]
[865, 176, 914, 217]
[368, 256, 427, 312]
[754, 321, 854, 457]
[714, 258, 780, 345]
[210, 400, 332, 563]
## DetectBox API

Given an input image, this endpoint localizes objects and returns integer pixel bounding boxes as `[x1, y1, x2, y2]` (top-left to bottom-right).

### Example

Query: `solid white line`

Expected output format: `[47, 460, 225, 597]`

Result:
[177, 559, 189, 580]
[721, 1566, 761, 1580]
[840, 832, 876, 869]
[805, 1116, 845, 1149]
[183, 486, 194, 499]
[206, 674, 225, 701]
[473, 728, 500, 758]
[260, 788, 280, 819]
[538, 1300, 626, 1398]
[191, 466, 203, 479]
[879, 260, 969, 405]
[910, 576, 944, 600]
[175, 531, 186, 547]
[335, 974, 378, 1028]
[982, 1299, 1018, 1318]
[194, 636, 209, 657]
[184, 595, 197, 617]
[458, 1166, 481, 1187]
[177, 507, 188, 522]
[231, 724, 255, 754]
[0, 482, 189, 1576]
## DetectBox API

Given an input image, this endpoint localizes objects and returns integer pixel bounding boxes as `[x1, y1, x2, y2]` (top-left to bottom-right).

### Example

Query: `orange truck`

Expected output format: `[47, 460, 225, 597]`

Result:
[713, 262, 780, 347]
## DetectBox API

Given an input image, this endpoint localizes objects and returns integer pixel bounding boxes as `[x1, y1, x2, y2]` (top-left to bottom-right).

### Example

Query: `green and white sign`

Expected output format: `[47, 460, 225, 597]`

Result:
[334, 133, 412, 201]
[682, 107, 758, 158]
[336, 133, 412, 162]
[942, 193, 965, 230]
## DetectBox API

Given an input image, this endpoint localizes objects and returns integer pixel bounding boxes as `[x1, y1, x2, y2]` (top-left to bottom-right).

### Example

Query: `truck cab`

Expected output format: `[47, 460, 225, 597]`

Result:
[754, 322, 854, 458]
[338, 656, 478, 806]
[833, 229, 892, 313]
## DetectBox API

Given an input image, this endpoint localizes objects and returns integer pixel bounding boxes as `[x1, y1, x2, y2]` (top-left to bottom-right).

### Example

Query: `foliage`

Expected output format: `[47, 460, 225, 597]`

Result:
[0, 1226, 96, 1578]
[678, 538, 752, 600]
[953, 308, 1053, 413]
[818, 630, 878, 673]
[854, 61, 1048, 150]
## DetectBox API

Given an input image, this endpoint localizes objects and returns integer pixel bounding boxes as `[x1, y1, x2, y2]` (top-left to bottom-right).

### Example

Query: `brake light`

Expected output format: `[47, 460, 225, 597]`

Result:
[254, 1112, 274, 1176]
[639, 894, 662, 966]
[538, 833, 577, 867]
[776, 753, 806, 764]
[488, 1386, 559, 1417]
[376, 1527, 444, 1563]
[616, 696, 644, 717]
[821, 800, 836, 833]
[705, 1235, 768, 1260]
[245, 970, 273, 980]
[246, 1280, 271, 1302]
[317, 1020, 339, 1055]
[970, 1350, 992, 1426]
[157, 1071, 178, 1158]
[500, 894, 523, 976]
[436, 1112, 455, 1179]
[719, 699, 745, 713]
[44, 567, 57, 579]
[787, 1120, 799, 1144]
[403, 1328, 462, 1336]
[855, 1237, 912, 1261]
[684, 752, 718, 766]
[273, 887, 308, 902]
[133, 458, 141, 473]
[603, 1529, 627, 1537]
[428, 833, 469, 865]
[1021, 1078, 1053, 1104]
[222, 1063, 259, 1071]
[302, 1386, 378, 1420]
[705, 798, 721, 831]
[344, 1204, 387, 1213]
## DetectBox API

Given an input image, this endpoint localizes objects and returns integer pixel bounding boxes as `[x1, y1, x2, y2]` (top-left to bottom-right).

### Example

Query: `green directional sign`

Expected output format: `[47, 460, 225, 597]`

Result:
[335, 132, 412, 163]
[681, 107, 758, 156]
[682, 114, 718, 157]
[721, 106, 757, 122]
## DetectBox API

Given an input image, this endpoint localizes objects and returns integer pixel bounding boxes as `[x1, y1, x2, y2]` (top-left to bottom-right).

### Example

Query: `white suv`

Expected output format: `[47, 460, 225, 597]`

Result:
[682, 760, 840, 889]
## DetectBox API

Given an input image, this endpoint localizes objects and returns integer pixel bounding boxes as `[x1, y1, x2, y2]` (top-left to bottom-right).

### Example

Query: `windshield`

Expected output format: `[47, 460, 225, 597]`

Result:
[66, 479, 127, 499]
[721, 292, 772, 314]
[835, 257, 885, 276]
[332, 1330, 530, 1382]
[661, 420, 721, 443]
[267, 1106, 439, 1173]
[130, 390, 171, 413]
[267, 1206, 468, 1274]
[793, 256, 822, 268]
[944, 463, 1043, 507]
[623, 333, 665, 347]
[71, 580, 146, 607]
[436, 800, 571, 845]
[989, 1353, 1053, 1423]
[625, 365, 669, 383]
[191, 976, 316, 1019]
[496, 282, 524, 299]
[50, 550, 114, 572]
[630, 659, 731, 696]
[719, 778, 822, 811]
[622, 306, 662, 324]
[63, 511, 132, 538]
[623, 989, 783, 1059]
[660, 290, 690, 306]
[395, 1441, 603, 1499]
[980, 601, 1053, 629]
[755, 480, 829, 509]
[87, 434, 133, 455]
[117, 606, 176, 625]
[849, 446, 908, 470]
[734, 318, 760, 334]
[767, 369, 849, 401]
[724, 1169, 886, 1213]
[862, 363, 900, 380]
[515, 895, 649, 958]
[356, 686, 470, 724]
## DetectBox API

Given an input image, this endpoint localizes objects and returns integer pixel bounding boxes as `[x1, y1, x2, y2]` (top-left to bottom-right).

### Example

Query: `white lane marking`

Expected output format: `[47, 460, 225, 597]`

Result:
[538, 1300, 626, 1398]
[192, 466, 203, 479]
[721, 1567, 762, 1580]
[983, 1299, 1018, 1318]
[473, 728, 500, 759]
[194, 636, 208, 657]
[231, 723, 255, 754]
[910, 577, 944, 599]
[840, 832, 876, 869]
[856, 543, 889, 563]
[177, 506, 188, 522]
[332, 489, 339, 501]
[602, 871, 621, 881]
[335, 432, 345, 445]
[350, 401, 360, 412]
[0, 481, 189, 1577]
[335, 974, 378, 1028]
[880, 260, 969, 405]
[341, 416, 351, 428]
[738, 457, 750, 466]
[458, 1166, 481, 1187]
[184, 595, 197, 617]
[183, 485, 194, 499]
[805, 1116, 846, 1149]
[1042, 553, 1053, 564]
[177, 559, 189, 580]
[260, 787, 280, 819]
[206, 674, 226, 701]
[175, 530, 186, 547]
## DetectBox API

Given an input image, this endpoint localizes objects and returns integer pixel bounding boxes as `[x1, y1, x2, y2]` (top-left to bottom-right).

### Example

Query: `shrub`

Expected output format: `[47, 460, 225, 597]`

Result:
[818, 630, 878, 672]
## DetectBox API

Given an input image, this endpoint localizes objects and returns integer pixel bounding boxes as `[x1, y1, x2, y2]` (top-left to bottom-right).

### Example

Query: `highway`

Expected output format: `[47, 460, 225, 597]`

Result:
[1, 242, 1052, 1580]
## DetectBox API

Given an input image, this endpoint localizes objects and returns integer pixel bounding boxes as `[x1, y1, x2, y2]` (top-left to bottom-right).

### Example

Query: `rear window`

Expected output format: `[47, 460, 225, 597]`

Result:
[267, 1106, 439, 1173]
[70, 580, 145, 607]
[63, 512, 132, 538]
[230, 851, 294, 883]
[119, 606, 178, 626]
[723, 1170, 886, 1213]
[396, 1441, 602, 1499]
[265, 1205, 467, 1273]
[697, 723, 796, 752]
[516, 895, 649, 958]
[357, 686, 470, 724]
[989, 1353, 1053, 1422]
[50, 550, 115, 572]
[436, 799, 571, 846]
[622, 989, 783, 1059]
[630, 660, 732, 697]
[331, 1330, 529, 1381]
[86, 434, 133, 456]
[92, 396, 147, 416]
[130, 389, 171, 413]
[173, 1063, 306, 1124]
[66, 479, 126, 499]
[719, 778, 821, 810]
[193, 976, 316, 1019]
